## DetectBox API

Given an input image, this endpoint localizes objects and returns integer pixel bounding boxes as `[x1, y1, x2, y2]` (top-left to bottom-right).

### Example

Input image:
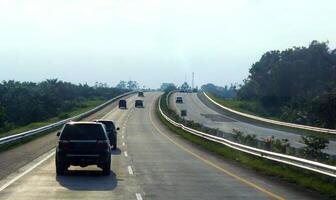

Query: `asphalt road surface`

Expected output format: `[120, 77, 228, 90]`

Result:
[0, 92, 326, 200]
[171, 92, 336, 155]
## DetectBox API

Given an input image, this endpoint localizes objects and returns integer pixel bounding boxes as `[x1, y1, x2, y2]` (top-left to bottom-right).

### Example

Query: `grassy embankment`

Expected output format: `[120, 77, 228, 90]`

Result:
[206, 93, 275, 118]
[0, 98, 105, 139]
[205, 93, 336, 139]
[0, 98, 106, 152]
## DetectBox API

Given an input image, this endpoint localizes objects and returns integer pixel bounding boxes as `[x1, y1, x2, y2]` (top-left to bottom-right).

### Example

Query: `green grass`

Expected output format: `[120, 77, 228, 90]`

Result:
[157, 100, 336, 199]
[0, 98, 105, 139]
[205, 93, 336, 138]
[206, 93, 268, 117]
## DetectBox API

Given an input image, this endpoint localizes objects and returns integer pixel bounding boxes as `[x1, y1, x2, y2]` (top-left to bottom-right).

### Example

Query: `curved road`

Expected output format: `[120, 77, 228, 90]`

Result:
[0, 92, 326, 199]
[171, 92, 336, 155]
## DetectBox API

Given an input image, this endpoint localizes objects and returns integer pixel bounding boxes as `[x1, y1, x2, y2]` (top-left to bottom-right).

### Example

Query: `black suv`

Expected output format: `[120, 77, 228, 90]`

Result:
[56, 122, 111, 176]
[94, 120, 119, 150]
[119, 99, 127, 109]
[176, 96, 183, 104]
[135, 100, 144, 108]
[138, 92, 144, 97]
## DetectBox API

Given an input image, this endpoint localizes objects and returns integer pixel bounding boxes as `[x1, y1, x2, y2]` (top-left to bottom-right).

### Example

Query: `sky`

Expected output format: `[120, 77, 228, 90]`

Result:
[0, 0, 336, 88]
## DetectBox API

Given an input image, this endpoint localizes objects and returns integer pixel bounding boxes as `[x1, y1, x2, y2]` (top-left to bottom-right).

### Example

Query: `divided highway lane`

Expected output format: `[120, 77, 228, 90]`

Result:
[121, 92, 323, 200]
[171, 92, 336, 155]
[0, 95, 139, 200]
[0, 93, 137, 181]
[0, 92, 326, 200]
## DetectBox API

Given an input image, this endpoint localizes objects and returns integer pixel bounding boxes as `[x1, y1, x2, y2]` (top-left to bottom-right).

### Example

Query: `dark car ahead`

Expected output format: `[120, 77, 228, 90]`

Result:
[176, 96, 183, 104]
[138, 92, 144, 97]
[119, 99, 127, 109]
[56, 122, 111, 176]
[135, 100, 144, 108]
[94, 120, 119, 150]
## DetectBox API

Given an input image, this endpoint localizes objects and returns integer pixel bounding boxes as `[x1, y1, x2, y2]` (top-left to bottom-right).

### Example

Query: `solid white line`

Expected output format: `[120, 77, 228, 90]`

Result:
[128, 166, 133, 175]
[124, 151, 128, 157]
[136, 193, 143, 200]
[102, 107, 117, 119]
[0, 151, 55, 192]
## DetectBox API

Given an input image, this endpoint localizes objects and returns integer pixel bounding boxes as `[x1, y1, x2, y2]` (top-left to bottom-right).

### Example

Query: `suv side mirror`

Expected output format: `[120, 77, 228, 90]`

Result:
[116, 127, 120, 131]
[56, 131, 61, 137]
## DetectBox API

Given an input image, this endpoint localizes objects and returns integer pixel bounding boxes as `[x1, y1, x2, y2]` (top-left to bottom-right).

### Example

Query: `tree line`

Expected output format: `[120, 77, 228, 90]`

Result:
[201, 83, 237, 99]
[237, 41, 336, 128]
[0, 79, 130, 133]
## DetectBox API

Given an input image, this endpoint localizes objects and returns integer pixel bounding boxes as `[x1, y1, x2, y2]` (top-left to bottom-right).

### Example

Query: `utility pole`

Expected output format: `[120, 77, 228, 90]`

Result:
[192, 72, 195, 90]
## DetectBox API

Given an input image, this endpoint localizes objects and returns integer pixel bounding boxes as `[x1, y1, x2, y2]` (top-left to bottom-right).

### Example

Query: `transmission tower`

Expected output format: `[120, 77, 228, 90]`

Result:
[192, 72, 195, 90]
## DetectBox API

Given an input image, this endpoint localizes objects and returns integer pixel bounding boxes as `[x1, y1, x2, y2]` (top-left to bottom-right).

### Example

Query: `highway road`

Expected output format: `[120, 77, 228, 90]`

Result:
[0, 92, 326, 199]
[171, 92, 336, 155]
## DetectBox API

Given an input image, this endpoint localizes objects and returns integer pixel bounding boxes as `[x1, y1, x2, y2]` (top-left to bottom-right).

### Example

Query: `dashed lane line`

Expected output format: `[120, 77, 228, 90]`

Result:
[128, 166, 133, 175]
[136, 193, 143, 200]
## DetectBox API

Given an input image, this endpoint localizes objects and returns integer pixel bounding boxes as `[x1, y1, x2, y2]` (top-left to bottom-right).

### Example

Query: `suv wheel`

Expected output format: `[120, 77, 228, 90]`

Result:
[102, 160, 111, 176]
[56, 162, 66, 175]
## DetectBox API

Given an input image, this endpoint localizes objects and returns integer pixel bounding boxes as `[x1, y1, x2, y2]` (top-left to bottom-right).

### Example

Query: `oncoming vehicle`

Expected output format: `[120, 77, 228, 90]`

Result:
[176, 96, 183, 104]
[55, 122, 111, 176]
[94, 120, 119, 150]
[135, 100, 144, 108]
[138, 92, 144, 97]
[119, 99, 127, 109]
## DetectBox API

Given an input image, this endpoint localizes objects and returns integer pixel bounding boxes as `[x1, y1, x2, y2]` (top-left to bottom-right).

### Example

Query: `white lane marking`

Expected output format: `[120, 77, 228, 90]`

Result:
[102, 107, 117, 119]
[128, 166, 133, 175]
[122, 142, 126, 146]
[136, 193, 143, 200]
[122, 135, 124, 139]
[124, 151, 128, 157]
[0, 151, 55, 192]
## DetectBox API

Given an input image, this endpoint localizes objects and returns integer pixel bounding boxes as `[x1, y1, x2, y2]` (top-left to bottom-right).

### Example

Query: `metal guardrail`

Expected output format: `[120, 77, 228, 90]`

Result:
[158, 96, 336, 178]
[203, 92, 336, 135]
[0, 91, 136, 146]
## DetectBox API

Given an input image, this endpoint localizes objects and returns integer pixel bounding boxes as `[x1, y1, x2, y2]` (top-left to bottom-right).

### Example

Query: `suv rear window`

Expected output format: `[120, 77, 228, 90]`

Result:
[98, 121, 115, 131]
[60, 124, 106, 140]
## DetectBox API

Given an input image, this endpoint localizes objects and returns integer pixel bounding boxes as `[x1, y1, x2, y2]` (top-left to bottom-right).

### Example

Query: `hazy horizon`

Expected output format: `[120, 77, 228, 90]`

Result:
[0, 0, 336, 88]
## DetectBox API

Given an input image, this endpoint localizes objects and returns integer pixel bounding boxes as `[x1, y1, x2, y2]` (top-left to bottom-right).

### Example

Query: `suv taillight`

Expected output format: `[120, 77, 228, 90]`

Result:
[59, 140, 72, 149]
[96, 140, 108, 149]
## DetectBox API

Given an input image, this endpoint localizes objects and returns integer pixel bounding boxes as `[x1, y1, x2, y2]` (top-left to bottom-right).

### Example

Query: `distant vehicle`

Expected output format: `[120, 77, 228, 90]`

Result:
[138, 92, 144, 97]
[55, 122, 111, 176]
[181, 109, 187, 117]
[119, 99, 127, 109]
[135, 100, 144, 108]
[176, 96, 183, 104]
[94, 120, 119, 150]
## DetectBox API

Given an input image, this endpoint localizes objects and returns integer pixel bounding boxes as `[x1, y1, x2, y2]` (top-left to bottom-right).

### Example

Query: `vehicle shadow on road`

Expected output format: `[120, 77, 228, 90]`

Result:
[56, 170, 118, 191]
